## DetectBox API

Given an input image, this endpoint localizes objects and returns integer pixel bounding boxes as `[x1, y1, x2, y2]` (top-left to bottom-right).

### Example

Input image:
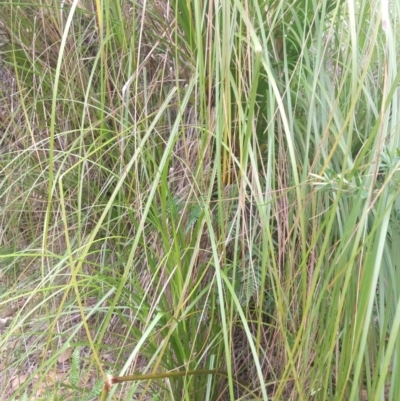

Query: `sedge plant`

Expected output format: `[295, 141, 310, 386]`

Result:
[0, 0, 400, 400]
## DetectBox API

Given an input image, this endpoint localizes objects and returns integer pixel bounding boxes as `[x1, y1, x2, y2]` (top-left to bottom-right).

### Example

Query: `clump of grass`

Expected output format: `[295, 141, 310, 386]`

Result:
[1, 0, 400, 400]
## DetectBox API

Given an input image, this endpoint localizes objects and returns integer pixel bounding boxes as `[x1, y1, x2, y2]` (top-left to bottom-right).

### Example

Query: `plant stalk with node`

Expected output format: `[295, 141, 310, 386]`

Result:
[99, 369, 230, 401]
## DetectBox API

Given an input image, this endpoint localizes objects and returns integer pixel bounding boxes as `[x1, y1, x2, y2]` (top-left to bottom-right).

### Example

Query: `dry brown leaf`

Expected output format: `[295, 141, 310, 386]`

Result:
[57, 347, 73, 363]
[0, 316, 11, 329]
[1, 298, 26, 319]
[10, 374, 29, 390]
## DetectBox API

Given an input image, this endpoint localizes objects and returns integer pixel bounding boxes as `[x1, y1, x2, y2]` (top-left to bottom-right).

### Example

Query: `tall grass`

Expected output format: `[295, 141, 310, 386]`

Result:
[0, 0, 399, 400]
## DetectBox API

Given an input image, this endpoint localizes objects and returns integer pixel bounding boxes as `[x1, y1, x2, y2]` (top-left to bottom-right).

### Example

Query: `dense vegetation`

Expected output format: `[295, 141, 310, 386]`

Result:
[0, 0, 399, 400]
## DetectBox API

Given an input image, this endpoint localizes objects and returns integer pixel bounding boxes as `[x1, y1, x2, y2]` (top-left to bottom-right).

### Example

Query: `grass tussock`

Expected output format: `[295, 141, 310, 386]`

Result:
[1, 0, 400, 400]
